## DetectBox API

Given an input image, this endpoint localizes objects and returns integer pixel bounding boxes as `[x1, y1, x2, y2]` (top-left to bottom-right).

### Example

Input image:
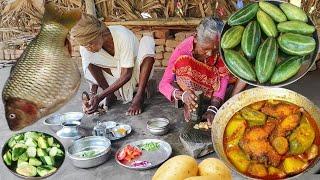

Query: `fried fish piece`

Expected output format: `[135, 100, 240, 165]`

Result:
[261, 102, 300, 119]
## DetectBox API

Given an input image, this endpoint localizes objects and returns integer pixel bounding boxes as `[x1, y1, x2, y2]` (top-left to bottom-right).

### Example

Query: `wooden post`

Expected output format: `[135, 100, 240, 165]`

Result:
[85, 0, 97, 17]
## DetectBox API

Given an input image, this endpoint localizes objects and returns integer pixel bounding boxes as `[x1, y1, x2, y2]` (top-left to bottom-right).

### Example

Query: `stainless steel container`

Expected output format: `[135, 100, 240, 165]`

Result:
[67, 136, 111, 168]
[147, 118, 170, 136]
[43, 112, 84, 132]
[212, 87, 320, 179]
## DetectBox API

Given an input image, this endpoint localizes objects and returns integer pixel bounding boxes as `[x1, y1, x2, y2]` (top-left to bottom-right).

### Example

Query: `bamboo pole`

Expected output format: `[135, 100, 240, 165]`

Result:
[104, 18, 201, 26]
[85, 0, 97, 17]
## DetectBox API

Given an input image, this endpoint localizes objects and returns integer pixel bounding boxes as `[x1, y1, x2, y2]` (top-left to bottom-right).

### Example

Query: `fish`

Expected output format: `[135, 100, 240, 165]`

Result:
[2, 2, 82, 131]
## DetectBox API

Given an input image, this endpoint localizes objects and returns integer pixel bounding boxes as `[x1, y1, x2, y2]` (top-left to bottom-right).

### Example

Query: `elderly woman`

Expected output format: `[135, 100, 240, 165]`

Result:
[71, 14, 155, 116]
[159, 17, 246, 124]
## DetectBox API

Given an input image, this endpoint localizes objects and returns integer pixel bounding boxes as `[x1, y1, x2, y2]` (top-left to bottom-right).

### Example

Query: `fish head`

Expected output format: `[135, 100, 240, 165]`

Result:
[4, 98, 40, 131]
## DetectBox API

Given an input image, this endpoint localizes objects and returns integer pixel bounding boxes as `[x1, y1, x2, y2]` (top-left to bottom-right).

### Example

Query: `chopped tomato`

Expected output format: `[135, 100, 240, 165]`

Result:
[119, 145, 142, 162]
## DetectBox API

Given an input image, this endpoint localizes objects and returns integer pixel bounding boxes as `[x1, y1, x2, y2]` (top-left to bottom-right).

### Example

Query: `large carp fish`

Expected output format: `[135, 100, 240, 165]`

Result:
[2, 2, 82, 130]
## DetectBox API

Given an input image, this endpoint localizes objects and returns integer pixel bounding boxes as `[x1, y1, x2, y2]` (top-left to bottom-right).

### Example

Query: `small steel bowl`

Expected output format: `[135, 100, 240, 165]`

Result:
[43, 112, 84, 132]
[67, 136, 111, 168]
[147, 118, 170, 136]
[111, 124, 131, 138]
[102, 121, 117, 133]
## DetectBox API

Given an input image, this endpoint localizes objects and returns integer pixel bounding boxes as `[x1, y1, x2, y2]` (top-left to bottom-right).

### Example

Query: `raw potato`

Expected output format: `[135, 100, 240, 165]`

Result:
[152, 155, 198, 180]
[185, 175, 225, 180]
[198, 158, 232, 180]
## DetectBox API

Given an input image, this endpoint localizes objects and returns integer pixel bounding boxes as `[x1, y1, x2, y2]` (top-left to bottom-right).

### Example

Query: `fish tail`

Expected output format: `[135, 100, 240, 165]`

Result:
[43, 2, 82, 30]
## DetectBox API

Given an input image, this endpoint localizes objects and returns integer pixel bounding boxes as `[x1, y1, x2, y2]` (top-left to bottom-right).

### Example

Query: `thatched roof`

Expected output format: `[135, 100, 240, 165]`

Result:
[0, 0, 319, 44]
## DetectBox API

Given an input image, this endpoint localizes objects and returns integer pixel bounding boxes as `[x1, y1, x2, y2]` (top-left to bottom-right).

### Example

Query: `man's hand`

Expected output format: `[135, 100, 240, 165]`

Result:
[87, 95, 102, 114]
[202, 111, 215, 125]
[182, 89, 198, 112]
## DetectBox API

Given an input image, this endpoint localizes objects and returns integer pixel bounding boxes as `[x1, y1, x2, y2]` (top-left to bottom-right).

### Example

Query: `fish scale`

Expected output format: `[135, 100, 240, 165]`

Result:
[2, 2, 81, 130]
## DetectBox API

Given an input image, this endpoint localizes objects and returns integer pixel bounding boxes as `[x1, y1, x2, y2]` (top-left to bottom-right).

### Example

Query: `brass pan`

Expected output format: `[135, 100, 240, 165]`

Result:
[212, 87, 320, 179]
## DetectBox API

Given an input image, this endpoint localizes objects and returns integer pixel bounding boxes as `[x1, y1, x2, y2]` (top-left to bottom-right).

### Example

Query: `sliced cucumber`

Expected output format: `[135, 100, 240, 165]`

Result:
[16, 164, 37, 177]
[49, 147, 58, 157]
[24, 132, 39, 140]
[12, 146, 27, 161]
[3, 151, 12, 166]
[37, 165, 57, 177]
[18, 152, 29, 162]
[17, 159, 29, 168]
[29, 157, 42, 166]
[27, 147, 37, 158]
[25, 138, 37, 147]
[47, 137, 54, 147]
[8, 138, 17, 148]
[37, 148, 48, 157]
[43, 156, 55, 166]
[38, 137, 48, 149]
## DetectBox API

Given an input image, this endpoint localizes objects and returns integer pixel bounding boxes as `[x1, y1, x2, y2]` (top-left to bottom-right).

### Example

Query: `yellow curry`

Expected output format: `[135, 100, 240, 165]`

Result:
[223, 100, 319, 179]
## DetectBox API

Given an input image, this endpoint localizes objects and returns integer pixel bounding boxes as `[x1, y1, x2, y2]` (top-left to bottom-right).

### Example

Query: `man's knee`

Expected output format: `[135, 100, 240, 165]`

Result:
[142, 56, 155, 65]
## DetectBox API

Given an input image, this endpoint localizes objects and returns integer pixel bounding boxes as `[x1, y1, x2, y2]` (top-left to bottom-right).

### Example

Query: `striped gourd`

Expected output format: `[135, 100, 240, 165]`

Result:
[259, 1, 287, 22]
[221, 26, 244, 49]
[271, 56, 303, 84]
[224, 49, 256, 82]
[278, 33, 316, 56]
[241, 21, 261, 60]
[228, 3, 259, 26]
[277, 21, 315, 35]
[280, 3, 308, 22]
[255, 37, 278, 83]
[257, 10, 278, 37]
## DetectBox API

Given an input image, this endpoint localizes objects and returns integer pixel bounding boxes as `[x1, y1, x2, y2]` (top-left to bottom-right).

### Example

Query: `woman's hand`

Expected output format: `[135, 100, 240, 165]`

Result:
[87, 94, 102, 114]
[182, 89, 198, 112]
[202, 111, 215, 125]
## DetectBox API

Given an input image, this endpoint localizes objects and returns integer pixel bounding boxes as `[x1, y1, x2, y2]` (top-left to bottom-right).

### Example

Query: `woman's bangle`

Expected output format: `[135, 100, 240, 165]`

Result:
[207, 108, 217, 114]
[173, 89, 179, 100]
[208, 105, 218, 112]
[181, 91, 187, 103]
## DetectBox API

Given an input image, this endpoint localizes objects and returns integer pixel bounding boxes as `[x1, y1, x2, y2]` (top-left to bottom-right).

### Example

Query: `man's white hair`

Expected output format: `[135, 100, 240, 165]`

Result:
[196, 17, 224, 44]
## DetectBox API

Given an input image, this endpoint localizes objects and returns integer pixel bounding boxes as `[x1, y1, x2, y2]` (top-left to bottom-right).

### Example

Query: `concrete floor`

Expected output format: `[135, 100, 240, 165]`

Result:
[0, 66, 320, 180]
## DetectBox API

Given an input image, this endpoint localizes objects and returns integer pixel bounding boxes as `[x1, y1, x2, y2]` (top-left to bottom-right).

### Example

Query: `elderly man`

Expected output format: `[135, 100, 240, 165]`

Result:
[71, 14, 155, 116]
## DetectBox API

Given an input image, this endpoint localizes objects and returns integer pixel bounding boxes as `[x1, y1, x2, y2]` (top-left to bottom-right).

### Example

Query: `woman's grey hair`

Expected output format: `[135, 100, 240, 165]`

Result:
[196, 16, 224, 44]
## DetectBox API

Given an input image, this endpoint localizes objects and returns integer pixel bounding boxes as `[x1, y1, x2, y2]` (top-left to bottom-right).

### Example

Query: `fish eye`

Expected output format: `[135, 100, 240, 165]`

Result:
[9, 113, 16, 119]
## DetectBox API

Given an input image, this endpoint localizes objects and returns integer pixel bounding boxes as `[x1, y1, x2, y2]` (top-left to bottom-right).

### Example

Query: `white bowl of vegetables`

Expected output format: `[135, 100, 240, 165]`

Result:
[2, 131, 65, 179]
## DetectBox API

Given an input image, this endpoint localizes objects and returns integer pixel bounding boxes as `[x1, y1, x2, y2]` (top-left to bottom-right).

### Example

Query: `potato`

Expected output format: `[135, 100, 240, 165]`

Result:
[225, 114, 247, 148]
[226, 146, 250, 173]
[282, 157, 308, 174]
[306, 144, 319, 160]
[198, 158, 232, 180]
[247, 163, 267, 177]
[152, 155, 198, 180]
[271, 136, 289, 155]
[268, 166, 286, 178]
[249, 101, 266, 111]
[185, 175, 225, 180]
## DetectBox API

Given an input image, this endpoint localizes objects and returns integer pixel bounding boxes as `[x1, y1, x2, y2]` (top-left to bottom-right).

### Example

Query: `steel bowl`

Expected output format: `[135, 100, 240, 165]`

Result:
[43, 112, 84, 132]
[147, 118, 170, 136]
[219, 0, 319, 87]
[212, 87, 320, 179]
[67, 136, 111, 168]
[1, 131, 65, 179]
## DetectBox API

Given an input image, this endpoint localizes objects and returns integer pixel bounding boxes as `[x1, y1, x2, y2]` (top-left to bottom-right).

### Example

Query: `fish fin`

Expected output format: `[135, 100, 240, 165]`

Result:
[43, 2, 82, 30]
